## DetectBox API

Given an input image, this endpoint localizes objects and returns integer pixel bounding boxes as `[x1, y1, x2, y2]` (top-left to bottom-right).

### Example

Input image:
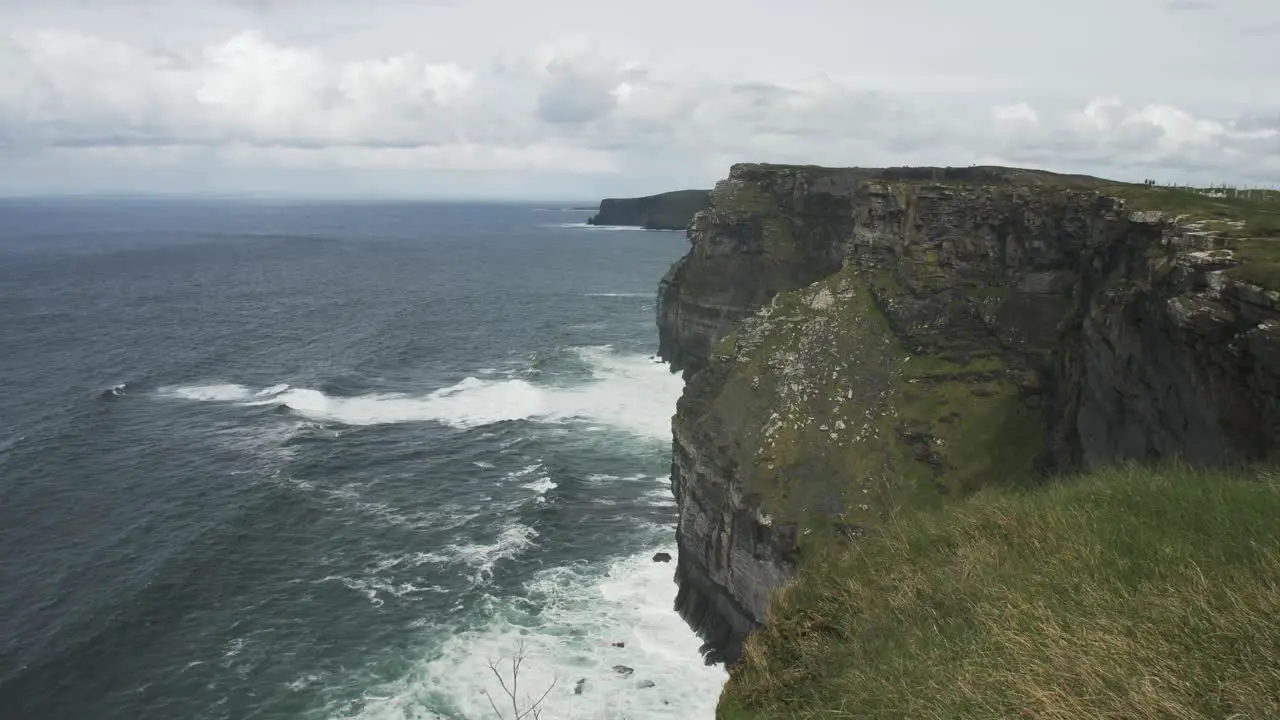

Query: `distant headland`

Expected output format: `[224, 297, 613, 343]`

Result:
[586, 189, 711, 230]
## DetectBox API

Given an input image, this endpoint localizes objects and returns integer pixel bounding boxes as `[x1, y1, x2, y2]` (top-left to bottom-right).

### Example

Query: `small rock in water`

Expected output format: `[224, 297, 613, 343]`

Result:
[612, 665, 634, 676]
[638, 680, 656, 689]
[652, 552, 672, 563]
[574, 678, 586, 695]
[611, 641, 625, 648]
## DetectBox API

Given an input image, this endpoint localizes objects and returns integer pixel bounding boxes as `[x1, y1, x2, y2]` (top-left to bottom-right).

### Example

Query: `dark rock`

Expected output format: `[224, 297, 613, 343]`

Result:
[612, 665, 634, 676]
[658, 161, 1280, 669]
[587, 190, 710, 230]
[651, 552, 671, 563]
[611, 641, 625, 648]
[573, 678, 586, 695]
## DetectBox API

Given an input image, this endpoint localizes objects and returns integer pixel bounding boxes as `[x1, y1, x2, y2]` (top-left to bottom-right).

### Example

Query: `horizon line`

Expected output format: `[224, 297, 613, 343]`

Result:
[0, 192, 606, 205]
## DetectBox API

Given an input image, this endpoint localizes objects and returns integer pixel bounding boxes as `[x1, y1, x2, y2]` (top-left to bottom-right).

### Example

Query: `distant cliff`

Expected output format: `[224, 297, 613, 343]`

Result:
[657, 162, 1280, 667]
[588, 189, 711, 230]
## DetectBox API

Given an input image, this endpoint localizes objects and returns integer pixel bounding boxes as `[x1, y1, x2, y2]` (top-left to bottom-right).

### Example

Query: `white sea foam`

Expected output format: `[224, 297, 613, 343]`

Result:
[545, 222, 648, 231]
[499, 461, 557, 501]
[585, 472, 649, 485]
[583, 292, 650, 298]
[341, 550, 725, 720]
[222, 636, 247, 659]
[162, 383, 256, 402]
[315, 575, 446, 607]
[643, 488, 678, 508]
[207, 417, 307, 468]
[508, 462, 543, 478]
[278, 474, 481, 534]
[160, 347, 683, 440]
[523, 477, 558, 496]
[422, 523, 539, 586]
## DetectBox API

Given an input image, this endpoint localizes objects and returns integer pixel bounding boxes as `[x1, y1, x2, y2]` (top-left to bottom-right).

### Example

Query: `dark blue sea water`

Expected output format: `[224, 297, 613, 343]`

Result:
[0, 199, 725, 720]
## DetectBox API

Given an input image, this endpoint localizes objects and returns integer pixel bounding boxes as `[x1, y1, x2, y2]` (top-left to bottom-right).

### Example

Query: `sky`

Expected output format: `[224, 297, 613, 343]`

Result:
[0, 0, 1278, 199]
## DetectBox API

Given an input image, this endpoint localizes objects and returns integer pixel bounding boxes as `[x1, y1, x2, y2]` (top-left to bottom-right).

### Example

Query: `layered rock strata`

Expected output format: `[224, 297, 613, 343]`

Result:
[659, 163, 1280, 664]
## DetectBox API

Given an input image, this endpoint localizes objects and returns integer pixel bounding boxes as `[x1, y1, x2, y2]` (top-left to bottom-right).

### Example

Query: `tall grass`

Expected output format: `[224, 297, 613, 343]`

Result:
[720, 464, 1280, 719]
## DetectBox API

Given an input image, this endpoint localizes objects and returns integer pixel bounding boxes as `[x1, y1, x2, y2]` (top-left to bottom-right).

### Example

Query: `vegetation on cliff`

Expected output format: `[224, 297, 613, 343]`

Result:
[1101, 185, 1280, 288]
[657, 162, 1280, 716]
[718, 464, 1280, 719]
[690, 264, 1042, 540]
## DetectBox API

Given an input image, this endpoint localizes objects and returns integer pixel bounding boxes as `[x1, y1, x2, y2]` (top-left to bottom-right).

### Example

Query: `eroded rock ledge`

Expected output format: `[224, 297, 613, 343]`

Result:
[659, 163, 1280, 665]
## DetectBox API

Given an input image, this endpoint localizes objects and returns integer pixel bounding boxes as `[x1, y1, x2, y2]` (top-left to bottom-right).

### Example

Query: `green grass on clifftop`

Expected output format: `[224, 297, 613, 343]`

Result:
[1102, 185, 1280, 288]
[1104, 185, 1280, 237]
[719, 464, 1280, 720]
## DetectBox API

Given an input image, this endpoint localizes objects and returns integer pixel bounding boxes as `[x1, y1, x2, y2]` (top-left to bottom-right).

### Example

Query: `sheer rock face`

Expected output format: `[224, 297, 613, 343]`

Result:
[659, 162, 1280, 665]
[587, 189, 711, 230]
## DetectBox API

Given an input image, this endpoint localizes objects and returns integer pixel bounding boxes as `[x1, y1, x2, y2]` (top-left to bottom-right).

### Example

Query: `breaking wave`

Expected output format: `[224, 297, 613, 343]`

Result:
[157, 348, 682, 441]
[337, 551, 725, 720]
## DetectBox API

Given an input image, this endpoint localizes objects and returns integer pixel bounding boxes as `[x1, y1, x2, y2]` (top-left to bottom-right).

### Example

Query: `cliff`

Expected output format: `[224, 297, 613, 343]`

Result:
[658, 163, 1280, 667]
[588, 189, 711, 230]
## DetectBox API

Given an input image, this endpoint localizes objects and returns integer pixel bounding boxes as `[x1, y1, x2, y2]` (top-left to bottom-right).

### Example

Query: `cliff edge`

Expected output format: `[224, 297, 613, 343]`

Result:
[588, 189, 711, 230]
[659, 162, 1280, 667]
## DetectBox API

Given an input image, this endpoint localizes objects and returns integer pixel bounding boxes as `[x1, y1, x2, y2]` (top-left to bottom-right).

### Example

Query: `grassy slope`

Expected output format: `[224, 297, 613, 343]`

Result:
[719, 465, 1280, 719]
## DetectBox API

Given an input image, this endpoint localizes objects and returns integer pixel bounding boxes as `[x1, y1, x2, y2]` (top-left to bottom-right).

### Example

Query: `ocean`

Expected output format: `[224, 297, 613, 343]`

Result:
[0, 199, 726, 719]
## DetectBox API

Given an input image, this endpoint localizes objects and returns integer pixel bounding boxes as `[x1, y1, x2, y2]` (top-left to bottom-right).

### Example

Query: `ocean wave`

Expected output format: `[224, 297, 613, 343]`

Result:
[281, 476, 482, 534]
[99, 382, 129, 400]
[585, 472, 650, 485]
[544, 222, 647, 231]
[157, 347, 683, 440]
[642, 488, 678, 508]
[522, 477, 557, 496]
[415, 523, 539, 587]
[314, 575, 447, 608]
[161, 383, 256, 402]
[503, 462, 557, 502]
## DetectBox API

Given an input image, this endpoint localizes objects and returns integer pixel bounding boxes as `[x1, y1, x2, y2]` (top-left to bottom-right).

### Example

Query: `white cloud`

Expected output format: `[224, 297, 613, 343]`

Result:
[0, 0, 1278, 196]
[193, 31, 479, 145]
[994, 103, 1039, 125]
[215, 142, 619, 173]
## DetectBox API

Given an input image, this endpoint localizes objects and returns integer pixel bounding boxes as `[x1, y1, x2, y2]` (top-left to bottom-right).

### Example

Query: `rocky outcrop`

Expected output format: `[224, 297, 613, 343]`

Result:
[660, 163, 1280, 665]
[588, 190, 710, 230]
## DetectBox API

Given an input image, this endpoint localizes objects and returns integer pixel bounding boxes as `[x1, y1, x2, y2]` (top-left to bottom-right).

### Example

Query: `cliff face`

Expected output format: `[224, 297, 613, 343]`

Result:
[660, 163, 1280, 664]
[587, 189, 711, 230]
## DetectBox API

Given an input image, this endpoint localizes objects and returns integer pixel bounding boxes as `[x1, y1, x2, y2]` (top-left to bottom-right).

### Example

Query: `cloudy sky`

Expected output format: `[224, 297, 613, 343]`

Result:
[1, 0, 1277, 199]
